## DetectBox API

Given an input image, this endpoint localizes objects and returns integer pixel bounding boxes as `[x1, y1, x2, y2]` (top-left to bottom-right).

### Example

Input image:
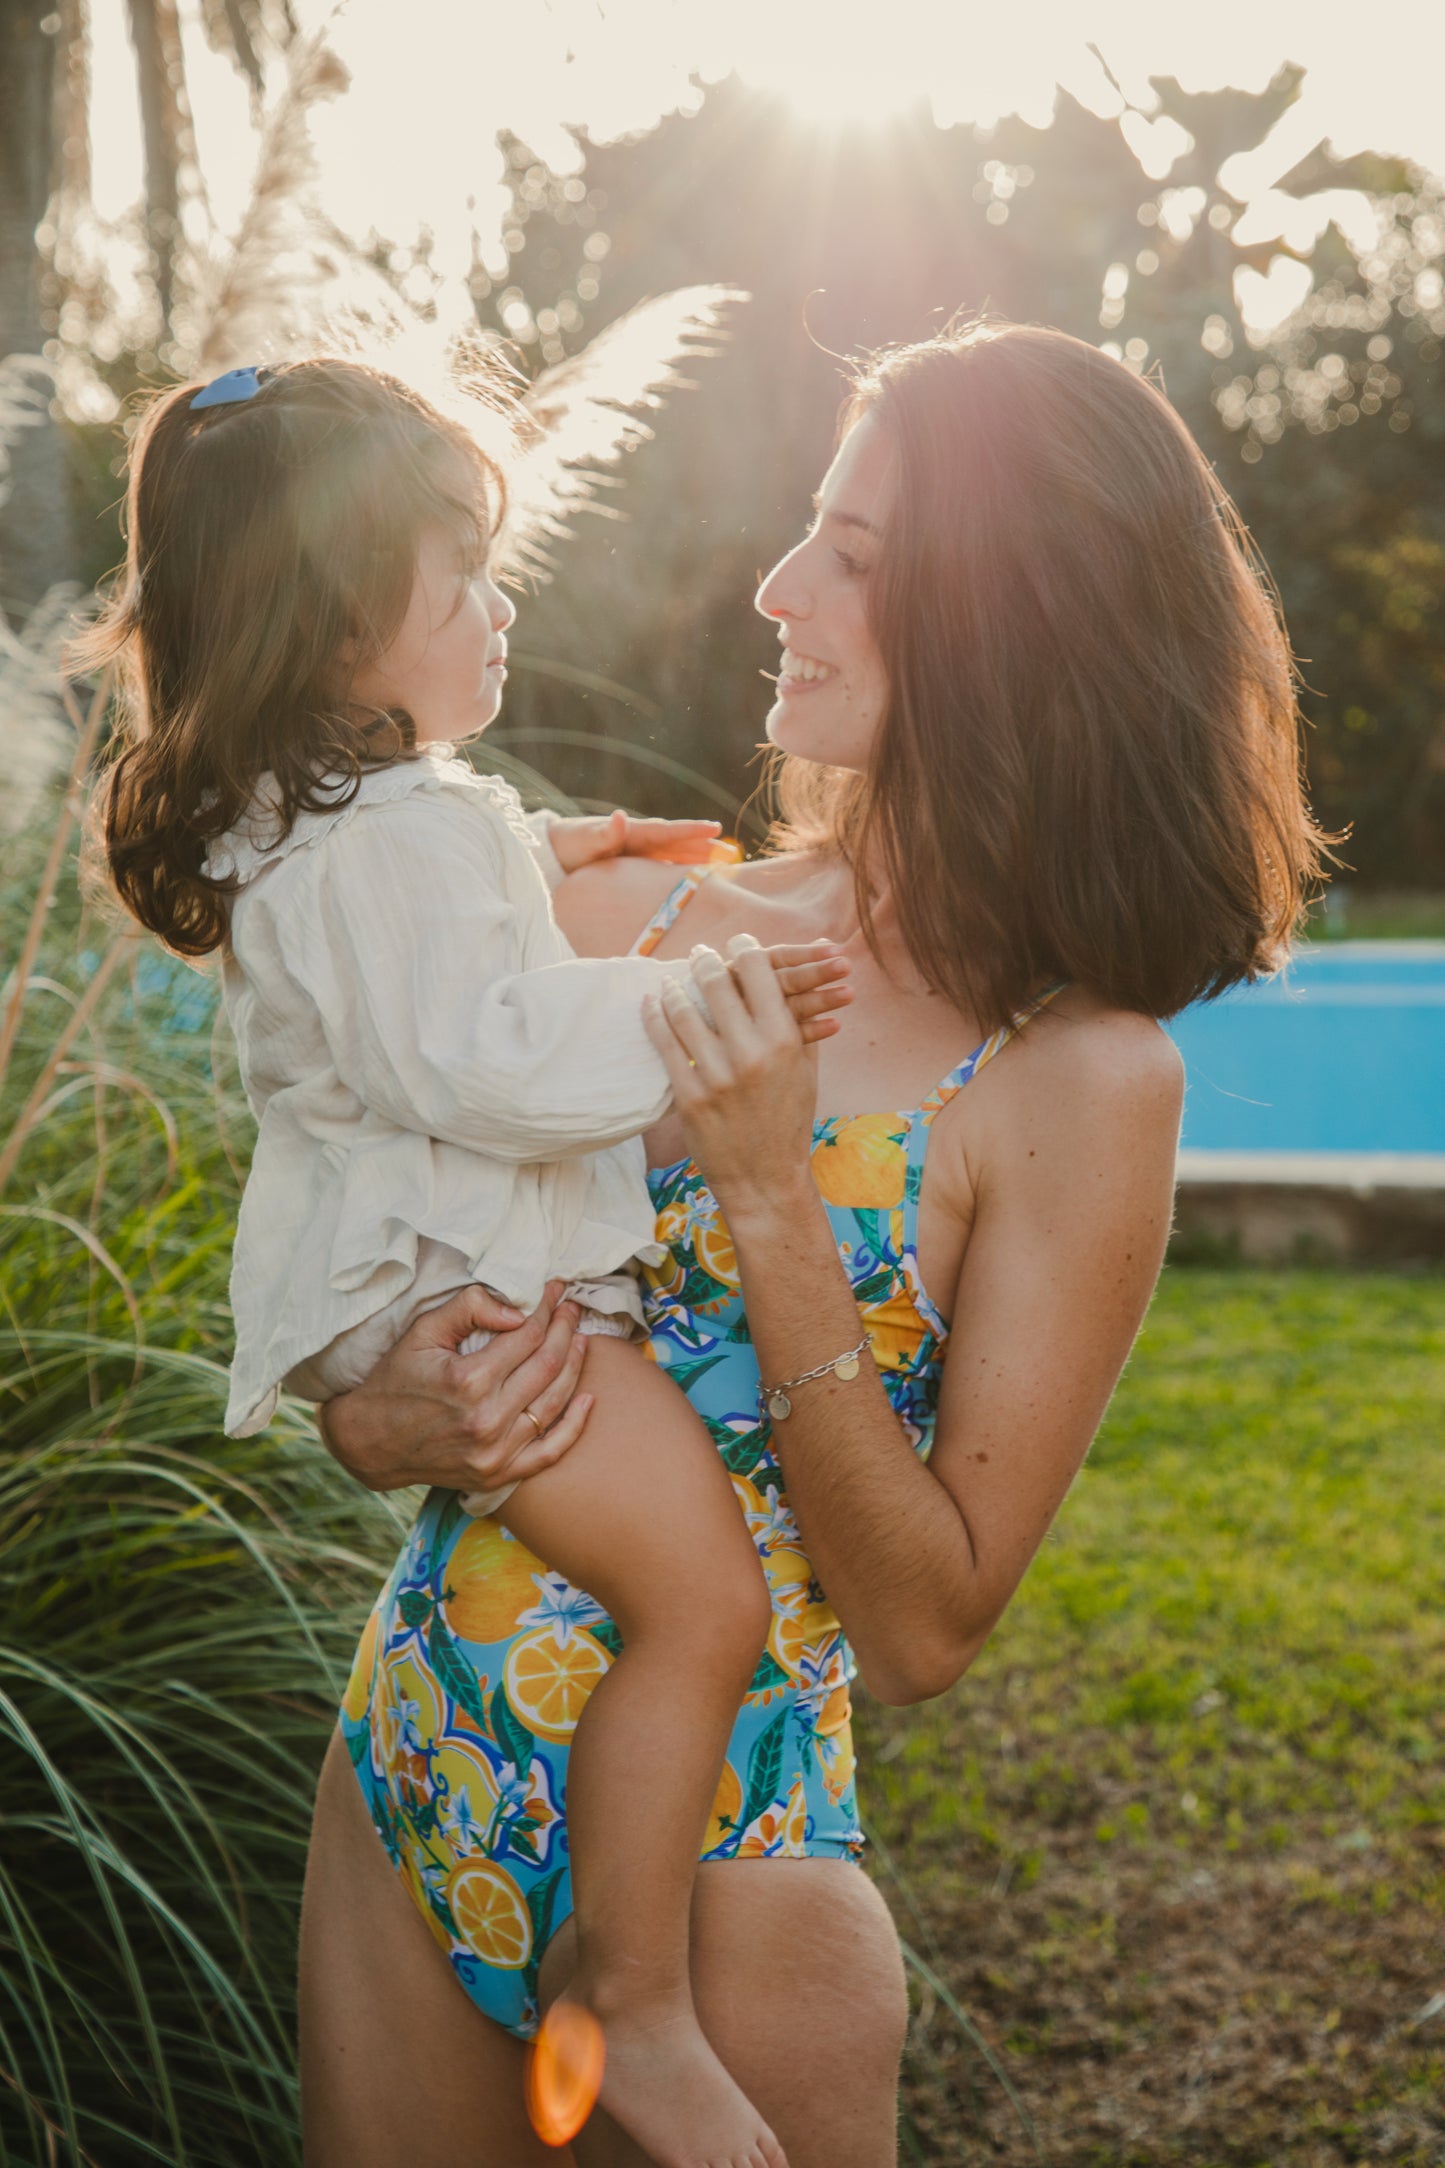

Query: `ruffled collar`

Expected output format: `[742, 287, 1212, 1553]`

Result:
[202, 744, 534, 886]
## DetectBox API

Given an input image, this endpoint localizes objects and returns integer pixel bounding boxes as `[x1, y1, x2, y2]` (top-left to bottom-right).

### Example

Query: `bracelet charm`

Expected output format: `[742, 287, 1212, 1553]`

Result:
[760, 1332, 871, 1423]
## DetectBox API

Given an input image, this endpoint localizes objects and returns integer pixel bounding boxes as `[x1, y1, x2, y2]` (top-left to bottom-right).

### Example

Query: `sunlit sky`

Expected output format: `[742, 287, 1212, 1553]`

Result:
[88, 0, 1445, 336]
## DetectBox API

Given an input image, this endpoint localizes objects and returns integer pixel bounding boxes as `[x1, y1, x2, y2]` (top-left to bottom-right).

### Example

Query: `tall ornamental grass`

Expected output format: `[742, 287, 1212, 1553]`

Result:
[0, 710, 408, 2165]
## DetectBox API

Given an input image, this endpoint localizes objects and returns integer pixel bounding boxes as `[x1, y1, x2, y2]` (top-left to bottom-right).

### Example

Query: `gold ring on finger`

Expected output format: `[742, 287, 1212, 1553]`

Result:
[522, 1406, 544, 1440]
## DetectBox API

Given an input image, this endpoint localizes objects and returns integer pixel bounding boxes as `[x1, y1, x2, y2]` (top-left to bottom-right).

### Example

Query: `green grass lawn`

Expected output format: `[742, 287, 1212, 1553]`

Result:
[1310, 891, 1445, 940]
[862, 1268, 1445, 2166]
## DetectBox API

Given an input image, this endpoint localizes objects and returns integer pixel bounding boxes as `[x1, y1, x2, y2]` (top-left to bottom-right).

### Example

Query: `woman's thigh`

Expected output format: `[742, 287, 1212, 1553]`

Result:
[540, 1858, 909, 2168]
[300, 1727, 568, 2168]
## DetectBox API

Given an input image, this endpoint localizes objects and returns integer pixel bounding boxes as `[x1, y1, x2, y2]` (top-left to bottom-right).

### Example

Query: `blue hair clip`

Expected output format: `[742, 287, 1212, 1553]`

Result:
[190, 364, 269, 411]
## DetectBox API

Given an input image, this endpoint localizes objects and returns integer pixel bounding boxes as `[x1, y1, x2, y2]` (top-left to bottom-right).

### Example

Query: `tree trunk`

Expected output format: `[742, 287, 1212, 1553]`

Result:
[126, 0, 189, 333]
[0, 0, 77, 618]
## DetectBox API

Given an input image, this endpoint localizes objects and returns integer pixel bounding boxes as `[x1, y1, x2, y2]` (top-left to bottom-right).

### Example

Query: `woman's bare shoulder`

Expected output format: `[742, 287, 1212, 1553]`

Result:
[1005, 991, 1184, 1137]
[552, 856, 688, 957]
[555, 848, 824, 959]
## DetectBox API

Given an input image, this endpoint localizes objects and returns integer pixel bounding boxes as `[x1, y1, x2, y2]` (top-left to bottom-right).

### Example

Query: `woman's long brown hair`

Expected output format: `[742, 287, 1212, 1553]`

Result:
[771, 320, 1332, 1027]
[84, 359, 505, 957]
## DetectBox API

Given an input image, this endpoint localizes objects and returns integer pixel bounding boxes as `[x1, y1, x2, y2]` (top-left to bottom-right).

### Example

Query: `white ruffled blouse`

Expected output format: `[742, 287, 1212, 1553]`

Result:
[207, 747, 679, 1437]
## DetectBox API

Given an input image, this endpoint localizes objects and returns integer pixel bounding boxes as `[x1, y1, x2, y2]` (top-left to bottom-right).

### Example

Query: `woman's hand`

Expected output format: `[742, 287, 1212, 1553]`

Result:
[641, 936, 845, 1220]
[316, 1282, 592, 1495]
[547, 809, 734, 873]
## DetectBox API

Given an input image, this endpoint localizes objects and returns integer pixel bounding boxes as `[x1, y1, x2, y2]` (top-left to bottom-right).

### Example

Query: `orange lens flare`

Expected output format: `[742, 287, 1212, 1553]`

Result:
[525, 2002, 606, 2147]
[707, 836, 744, 864]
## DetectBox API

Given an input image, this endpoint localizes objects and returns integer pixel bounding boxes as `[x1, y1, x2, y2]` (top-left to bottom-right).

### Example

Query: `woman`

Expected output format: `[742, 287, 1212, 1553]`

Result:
[300, 320, 1324, 2166]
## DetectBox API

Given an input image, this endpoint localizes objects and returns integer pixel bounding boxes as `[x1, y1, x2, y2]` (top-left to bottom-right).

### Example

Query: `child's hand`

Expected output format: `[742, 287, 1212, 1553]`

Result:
[548, 809, 737, 873]
[689, 936, 853, 1047]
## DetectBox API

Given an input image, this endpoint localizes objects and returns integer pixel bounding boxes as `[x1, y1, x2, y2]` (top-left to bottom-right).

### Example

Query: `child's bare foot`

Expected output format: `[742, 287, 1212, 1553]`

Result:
[529, 1988, 788, 2168]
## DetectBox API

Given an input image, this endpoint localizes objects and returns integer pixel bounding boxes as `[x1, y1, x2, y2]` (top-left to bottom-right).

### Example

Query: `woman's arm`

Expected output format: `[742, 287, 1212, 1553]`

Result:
[642, 953, 1182, 1704]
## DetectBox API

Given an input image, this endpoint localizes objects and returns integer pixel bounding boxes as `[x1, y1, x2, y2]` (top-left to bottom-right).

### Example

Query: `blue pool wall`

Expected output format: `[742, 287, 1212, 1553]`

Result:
[1168, 942, 1445, 1155]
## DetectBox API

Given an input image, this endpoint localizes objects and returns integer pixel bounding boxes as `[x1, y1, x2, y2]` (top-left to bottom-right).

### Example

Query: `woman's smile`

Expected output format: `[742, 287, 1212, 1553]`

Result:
[775, 645, 837, 692]
[755, 416, 895, 770]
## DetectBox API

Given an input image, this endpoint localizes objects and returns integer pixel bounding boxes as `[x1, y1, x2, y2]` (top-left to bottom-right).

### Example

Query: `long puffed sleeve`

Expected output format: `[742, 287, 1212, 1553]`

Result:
[257, 791, 676, 1161]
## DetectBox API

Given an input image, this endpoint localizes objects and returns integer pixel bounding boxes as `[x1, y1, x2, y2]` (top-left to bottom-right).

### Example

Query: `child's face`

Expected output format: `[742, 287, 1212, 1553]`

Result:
[350, 526, 515, 746]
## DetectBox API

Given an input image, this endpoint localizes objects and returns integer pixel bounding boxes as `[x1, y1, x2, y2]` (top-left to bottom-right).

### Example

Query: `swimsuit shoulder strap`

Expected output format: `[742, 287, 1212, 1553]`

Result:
[900, 981, 1069, 1339]
[628, 865, 716, 957]
[917, 981, 1069, 1123]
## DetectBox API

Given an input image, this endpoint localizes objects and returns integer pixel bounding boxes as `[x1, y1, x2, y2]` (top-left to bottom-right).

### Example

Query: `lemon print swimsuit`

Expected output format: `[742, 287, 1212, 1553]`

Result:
[340, 869, 1061, 2037]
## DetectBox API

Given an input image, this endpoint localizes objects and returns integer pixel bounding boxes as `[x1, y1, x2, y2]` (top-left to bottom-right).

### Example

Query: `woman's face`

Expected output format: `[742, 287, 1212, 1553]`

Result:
[755, 416, 895, 773]
[350, 524, 516, 747]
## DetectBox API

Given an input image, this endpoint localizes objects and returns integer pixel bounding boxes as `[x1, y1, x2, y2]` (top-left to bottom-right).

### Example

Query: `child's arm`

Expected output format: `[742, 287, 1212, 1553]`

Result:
[264, 794, 842, 1165]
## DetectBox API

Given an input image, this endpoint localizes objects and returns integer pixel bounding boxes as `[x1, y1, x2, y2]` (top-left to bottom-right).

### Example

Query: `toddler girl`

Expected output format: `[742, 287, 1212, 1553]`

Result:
[93, 358, 850, 2168]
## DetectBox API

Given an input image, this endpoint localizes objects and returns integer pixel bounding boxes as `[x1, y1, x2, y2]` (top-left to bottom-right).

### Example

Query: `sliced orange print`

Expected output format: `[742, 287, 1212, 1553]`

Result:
[446, 1856, 533, 1971]
[504, 1627, 612, 1742]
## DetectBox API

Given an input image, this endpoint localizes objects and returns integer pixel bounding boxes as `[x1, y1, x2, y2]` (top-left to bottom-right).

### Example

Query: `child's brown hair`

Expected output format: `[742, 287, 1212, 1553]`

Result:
[86, 359, 507, 956]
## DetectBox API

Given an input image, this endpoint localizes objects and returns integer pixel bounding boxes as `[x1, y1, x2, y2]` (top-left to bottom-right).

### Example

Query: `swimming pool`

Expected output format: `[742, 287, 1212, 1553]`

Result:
[1168, 942, 1445, 1156]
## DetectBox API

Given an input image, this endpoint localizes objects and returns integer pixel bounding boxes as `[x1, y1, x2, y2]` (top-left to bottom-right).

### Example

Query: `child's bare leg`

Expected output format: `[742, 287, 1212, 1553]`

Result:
[498, 1333, 786, 2168]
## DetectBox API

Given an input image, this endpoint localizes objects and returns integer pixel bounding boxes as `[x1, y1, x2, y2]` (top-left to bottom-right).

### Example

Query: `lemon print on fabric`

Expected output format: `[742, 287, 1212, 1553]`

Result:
[778, 1775, 810, 1853]
[811, 1111, 909, 1209]
[643, 1202, 691, 1299]
[813, 1682, 857, 1803]
[768, 1605, 811, 1683]
[704, 1761, 743, 1854]
[763, 1546, 842, 1682]
[504, 1627, 613, 1741]
[818, 1725, 857, 1806]
[762, 1543, 811, 1604]
[431, 1737, 501, 1836]
[442, 1517, 547, 1645]
[378, 1648, 444, 1770]
[447, 1857, 533, 1970]
[341, 1601, 382, 1723]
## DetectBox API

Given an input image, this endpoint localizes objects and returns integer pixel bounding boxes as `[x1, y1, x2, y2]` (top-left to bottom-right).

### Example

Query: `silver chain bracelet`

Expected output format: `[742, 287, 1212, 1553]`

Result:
[759, 1332, 872, 1423]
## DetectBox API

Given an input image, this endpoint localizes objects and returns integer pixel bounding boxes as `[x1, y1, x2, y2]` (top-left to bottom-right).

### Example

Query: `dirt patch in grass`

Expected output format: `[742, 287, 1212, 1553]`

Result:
[878, 1778, 1444, 2164]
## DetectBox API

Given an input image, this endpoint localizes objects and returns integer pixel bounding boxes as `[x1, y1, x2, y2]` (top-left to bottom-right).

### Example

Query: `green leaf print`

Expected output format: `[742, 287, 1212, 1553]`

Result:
[505, 1825, 541, 1865]
[528, 1864, 568, 1955]
[739, 1706, 791, 1839]
[679, 1266, 730, 1314]
[719, 1426, 767, 1477]
[661, 1351, 727, 1395]
[746, 1649, 792, 1699]
[431, 1492, 467, 1556]
[398, 1588, 435, 1629]
[852, 1206, 892, 1257]
[428, 1618, 492, 1739]
[489, 1677, 534, 1778]
[588, 1617, 625, 1659]
[345, 1723, 370, 1768]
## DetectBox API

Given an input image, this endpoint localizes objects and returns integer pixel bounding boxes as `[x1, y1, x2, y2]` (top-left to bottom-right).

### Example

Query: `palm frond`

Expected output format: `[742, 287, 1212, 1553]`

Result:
[500, 284, 748, 576]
